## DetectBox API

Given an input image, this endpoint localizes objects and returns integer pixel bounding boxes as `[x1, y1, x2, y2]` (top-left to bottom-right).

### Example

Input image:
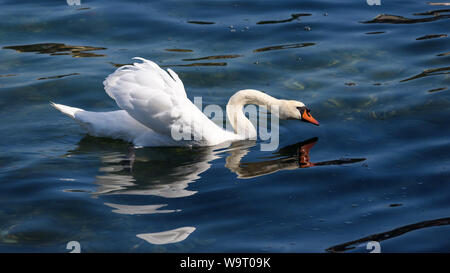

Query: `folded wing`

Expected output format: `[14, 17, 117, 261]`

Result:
[103, 57, 190, 136]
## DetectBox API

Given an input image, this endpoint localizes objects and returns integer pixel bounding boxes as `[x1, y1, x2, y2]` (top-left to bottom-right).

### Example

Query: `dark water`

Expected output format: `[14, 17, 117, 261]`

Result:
[0, 0, 449, 253]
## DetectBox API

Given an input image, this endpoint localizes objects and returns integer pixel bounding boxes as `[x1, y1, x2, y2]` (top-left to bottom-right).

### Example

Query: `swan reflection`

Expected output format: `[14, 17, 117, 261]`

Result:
[104, 203, 179, 215]
[69, 137, 221, 199]
[67, 136, 365, 245]
[137, 227, 196, 245]
[226, 137, 366, 178]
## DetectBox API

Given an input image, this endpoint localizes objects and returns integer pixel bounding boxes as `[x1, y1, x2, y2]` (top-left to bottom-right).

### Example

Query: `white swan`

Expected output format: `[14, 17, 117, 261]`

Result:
[52, 57, 319, 147]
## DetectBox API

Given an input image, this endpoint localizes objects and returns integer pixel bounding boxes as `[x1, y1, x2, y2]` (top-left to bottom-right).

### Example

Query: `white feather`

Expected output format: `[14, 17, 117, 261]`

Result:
[52, 58, 312, 147]
[52, 58, 239, 146]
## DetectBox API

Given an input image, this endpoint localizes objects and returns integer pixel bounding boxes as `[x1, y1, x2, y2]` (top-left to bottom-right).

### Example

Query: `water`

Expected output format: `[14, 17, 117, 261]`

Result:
[0, 0, 449, 253]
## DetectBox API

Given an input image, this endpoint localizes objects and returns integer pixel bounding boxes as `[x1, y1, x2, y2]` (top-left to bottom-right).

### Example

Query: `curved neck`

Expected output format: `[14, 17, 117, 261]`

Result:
[226, 89, 281, 139]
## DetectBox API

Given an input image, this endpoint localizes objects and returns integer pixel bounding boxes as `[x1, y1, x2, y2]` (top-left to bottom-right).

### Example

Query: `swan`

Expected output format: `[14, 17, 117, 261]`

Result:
[51, 57, 319, 147]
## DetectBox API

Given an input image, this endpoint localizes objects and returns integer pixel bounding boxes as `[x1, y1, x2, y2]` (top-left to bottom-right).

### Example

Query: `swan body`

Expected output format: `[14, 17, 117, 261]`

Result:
[52, 57, 318, 147]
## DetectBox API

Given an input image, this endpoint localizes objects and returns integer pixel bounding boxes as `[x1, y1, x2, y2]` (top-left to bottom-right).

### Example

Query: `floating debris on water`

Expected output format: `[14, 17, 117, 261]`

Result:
[187, 20, 215, 25]
[253, 42, 315, 52]
[304, 26, 311, 31]
[362, 13, 450, 24]
[182, 54, 242, 61]
[345, 82, 356, 86]
[416, 34, 448, 40]
[165, 48, 194, 52]
[413, 8, 450, 16]
[326, 217, 450, 253]
[256, 13, 311, 24]
[37, 73, 80, 80]
[68, 52, 105, 57]
[428, 87, 447, 93]
[63, 189, 91, 193]
[0, 74, 17, 78]
[400, 66, 450, 82]
[365, 31, 386, 35]
[389, 203, 403, 207]
[3, 43, 106, 57]
[437, 51, 450, 56]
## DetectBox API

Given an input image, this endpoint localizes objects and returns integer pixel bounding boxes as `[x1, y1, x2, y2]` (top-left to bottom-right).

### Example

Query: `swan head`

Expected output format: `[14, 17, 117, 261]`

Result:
[279, 100, 319, 126]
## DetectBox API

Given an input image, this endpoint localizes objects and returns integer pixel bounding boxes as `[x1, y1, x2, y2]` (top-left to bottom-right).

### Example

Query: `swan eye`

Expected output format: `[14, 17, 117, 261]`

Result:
[297, 106, 314, 120]
[297, 106, 307, 115]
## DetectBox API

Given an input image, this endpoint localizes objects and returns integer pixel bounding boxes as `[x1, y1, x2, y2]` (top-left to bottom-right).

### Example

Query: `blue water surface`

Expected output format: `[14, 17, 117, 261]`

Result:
[0, 0, 449, 252]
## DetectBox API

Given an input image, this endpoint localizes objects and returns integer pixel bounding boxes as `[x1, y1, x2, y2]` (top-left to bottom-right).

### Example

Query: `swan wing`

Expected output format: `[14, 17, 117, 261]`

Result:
[103, 57, 190, 136]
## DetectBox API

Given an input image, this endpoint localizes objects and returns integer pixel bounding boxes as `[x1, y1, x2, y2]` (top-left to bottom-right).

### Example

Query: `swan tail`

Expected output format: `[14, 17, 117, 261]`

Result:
[50, 102, 84, 119]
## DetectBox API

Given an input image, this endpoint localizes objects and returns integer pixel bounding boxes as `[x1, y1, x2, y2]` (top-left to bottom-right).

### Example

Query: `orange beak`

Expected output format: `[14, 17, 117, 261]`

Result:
[302, 110, 319, 126]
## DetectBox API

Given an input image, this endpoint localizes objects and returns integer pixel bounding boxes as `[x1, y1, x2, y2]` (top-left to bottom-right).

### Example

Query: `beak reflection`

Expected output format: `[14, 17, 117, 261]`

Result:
[226, 137, 366, 178]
